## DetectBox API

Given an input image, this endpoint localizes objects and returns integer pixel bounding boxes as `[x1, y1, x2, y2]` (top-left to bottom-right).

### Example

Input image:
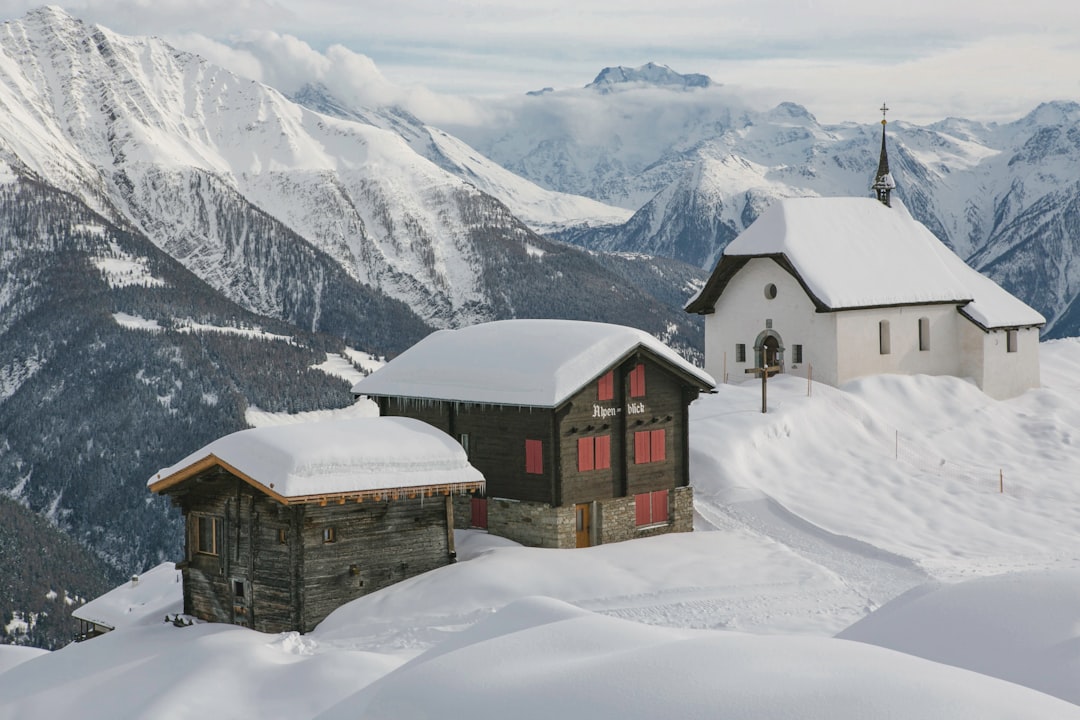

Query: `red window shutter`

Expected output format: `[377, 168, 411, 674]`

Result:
[630, 364, 646, 398]
[635, 493, 651, 526]
[526, 439, 543, 474]
[650, 429, 666, 463]
[634, 431, 651, 464]
[578, 436, 595, 472]
[598, 371, 614, 401]
[470, 497, 488, 529]
[595, 435, 611, 470]
[651, 490, 669, 523]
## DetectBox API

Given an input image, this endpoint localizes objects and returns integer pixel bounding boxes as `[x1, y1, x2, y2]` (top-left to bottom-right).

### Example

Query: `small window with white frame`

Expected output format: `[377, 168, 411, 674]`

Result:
[736, 343, 746, 363]
[1006, 328, 1018, 353]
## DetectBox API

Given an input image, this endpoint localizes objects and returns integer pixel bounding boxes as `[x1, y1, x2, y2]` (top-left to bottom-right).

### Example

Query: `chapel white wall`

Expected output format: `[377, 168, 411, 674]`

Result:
[834, 304, 963, 385]
[967, 325, 1041, 400]
[704, 258, 837, 385]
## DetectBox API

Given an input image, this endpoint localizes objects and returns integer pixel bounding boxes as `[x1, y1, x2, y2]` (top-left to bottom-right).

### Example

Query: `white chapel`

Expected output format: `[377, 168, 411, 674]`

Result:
[685, 113, 1045, 400]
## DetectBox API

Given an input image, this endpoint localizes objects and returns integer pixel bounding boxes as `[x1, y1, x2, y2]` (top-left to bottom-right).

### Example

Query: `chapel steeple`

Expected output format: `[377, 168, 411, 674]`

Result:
[871, 102, 896, 207]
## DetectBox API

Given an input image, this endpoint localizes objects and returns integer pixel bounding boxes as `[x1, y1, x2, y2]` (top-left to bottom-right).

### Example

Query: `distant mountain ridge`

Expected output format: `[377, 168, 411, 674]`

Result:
[586, 62, 715, 93]
[440, 83, 1080, 338]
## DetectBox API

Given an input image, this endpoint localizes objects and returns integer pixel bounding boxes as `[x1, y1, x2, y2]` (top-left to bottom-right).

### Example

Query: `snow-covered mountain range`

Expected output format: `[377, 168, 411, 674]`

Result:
[436, 69, 1080, 338]
[0, 7, 689, 344]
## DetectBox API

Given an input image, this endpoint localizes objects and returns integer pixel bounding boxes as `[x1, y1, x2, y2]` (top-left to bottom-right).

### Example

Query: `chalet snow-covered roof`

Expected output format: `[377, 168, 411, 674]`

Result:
[351, 319, 715, 407]
[71, 562, 181, 631]
[686, 197, 1045, 329]
[148, 417, 484, 502]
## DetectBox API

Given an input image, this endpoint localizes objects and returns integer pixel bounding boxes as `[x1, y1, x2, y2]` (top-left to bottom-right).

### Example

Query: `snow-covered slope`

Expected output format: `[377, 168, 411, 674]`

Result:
[3, 340, 1079, 717]
[0, 8, 672, 337]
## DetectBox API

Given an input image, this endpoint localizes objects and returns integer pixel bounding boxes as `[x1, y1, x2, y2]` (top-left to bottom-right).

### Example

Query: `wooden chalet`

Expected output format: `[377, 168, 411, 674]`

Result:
[352, 320, 716, 549]
[147, 417, 485, 634]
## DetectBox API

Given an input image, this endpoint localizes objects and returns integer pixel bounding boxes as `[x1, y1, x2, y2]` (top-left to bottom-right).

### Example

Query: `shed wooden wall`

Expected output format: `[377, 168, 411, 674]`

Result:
[176, 472, 455, 634]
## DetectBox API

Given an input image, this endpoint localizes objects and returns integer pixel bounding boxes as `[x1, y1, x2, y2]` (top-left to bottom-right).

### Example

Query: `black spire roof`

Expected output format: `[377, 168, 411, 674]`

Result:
[871, 103, 895, 207]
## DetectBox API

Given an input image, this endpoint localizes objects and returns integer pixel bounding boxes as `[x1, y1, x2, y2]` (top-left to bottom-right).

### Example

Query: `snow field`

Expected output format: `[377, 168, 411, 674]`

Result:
[2, 340, 1080, 717]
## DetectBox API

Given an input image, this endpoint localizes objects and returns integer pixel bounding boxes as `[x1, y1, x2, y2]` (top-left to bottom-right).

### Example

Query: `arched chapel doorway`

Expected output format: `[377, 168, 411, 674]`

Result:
[754, 329, 784, 376]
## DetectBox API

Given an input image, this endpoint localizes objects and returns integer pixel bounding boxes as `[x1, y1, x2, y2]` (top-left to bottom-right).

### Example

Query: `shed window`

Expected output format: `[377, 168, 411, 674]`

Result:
[736, 343, 746, 363]
[597, 371, 614, 401]
[195, 515, 222, 556]
[879, 320, 891, 355]
[634, 429, 666, 464]
[277, 528, 287, 545]
[635, 490, 670, 527]
[322, 527, 336, 544]
[792, 344, 803, 364]
[629, 363, 646, 397]
[525, 439, 544, 474]
[578, 435, 611, 472]
[919, 317, 930, 351]
[1007, 328, 1018, 353]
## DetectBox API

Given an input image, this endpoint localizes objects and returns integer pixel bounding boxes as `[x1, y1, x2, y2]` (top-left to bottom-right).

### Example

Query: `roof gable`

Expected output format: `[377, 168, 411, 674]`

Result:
[352, 320, 715, 407]
[687, 197, 1044, 329]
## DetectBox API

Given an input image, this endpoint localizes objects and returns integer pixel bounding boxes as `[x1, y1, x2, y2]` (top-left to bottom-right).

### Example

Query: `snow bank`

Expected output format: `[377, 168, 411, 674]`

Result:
[838, 570, 1080, 705]
[320, 596, 1080, 720]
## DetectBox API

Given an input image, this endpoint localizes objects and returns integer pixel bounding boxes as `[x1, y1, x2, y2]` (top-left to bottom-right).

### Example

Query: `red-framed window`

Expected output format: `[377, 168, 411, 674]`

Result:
[525, 439, 544, 474]
[633, 429, 666, 464]
[634, 490, 669, 526]
[577, 435, 611, 472]
[629, 363, 646, 397]
[597, 370, 614, 401]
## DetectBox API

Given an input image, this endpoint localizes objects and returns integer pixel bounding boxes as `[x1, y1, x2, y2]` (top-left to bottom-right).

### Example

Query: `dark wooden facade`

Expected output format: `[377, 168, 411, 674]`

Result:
[164, 467, 458, 633]
[374, 348, 709, 548]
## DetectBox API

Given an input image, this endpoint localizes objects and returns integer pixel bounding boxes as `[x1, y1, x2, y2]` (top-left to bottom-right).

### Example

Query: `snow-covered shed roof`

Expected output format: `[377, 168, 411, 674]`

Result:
[686, 197, 1044, 329]
[351, 319, 715, 407]
[148, 417, 485, 503]
[71, 562, 181, 632]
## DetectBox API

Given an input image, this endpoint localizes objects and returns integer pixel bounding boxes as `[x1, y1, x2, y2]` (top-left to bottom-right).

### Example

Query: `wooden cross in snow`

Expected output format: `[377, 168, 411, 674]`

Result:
[745, 361, 780, 414]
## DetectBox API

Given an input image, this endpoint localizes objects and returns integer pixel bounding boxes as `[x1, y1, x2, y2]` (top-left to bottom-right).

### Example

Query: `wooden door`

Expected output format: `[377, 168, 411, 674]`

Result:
[575, 503, 591, 548]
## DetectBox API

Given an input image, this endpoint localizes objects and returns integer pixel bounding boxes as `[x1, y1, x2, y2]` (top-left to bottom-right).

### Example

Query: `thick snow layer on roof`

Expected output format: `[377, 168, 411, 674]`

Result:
[71, 563, 181, 631]
[724, 197, 1043, 327]
[352, 320, 714, 406]
[149, 417, 483, 498]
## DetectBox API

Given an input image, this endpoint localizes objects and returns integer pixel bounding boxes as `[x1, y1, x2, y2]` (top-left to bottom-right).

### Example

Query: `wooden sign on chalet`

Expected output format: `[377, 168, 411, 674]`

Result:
[147, 417, 485, 634]
[352, 320, 716, 549]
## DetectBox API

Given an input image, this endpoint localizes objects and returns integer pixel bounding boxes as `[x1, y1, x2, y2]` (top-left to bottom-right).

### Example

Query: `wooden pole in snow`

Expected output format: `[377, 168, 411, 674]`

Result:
[807, 364, 813, 397]
[1000, 469, 1004, 494]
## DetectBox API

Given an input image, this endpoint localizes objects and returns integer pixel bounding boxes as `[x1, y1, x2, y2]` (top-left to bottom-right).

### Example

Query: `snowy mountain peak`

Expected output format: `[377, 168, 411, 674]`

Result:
[585, 62, 714, 93]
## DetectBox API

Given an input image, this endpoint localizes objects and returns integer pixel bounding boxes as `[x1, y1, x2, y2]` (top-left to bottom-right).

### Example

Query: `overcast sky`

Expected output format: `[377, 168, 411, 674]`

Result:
[7, 1, 1080, 125]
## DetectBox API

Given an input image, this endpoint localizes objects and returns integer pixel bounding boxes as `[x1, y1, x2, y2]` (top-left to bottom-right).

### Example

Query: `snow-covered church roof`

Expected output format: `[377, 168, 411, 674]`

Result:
[687, 197, 1045, 329]
[352, 319, 715, 407]
[148, 417, 484, 503]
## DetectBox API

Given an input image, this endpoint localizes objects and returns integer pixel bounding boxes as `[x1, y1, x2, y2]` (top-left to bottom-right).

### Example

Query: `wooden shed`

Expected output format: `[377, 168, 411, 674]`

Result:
[148, 417, 485, 634]
[352, 320, 715, 549]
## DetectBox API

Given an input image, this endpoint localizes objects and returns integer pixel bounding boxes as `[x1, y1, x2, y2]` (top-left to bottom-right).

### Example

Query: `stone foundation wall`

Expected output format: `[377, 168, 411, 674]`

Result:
[487, 498, 575, 548]
[479, 487, 693, 549]
[597, 486, 693, 544]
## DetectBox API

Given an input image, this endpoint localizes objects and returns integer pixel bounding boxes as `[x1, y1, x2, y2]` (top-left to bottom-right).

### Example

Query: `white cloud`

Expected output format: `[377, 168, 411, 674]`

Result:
[5, 2, 1080, 124]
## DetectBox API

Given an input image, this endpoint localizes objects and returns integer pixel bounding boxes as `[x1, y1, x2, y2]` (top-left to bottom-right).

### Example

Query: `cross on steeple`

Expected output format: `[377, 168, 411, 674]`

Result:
[871, 102, 895, 207]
